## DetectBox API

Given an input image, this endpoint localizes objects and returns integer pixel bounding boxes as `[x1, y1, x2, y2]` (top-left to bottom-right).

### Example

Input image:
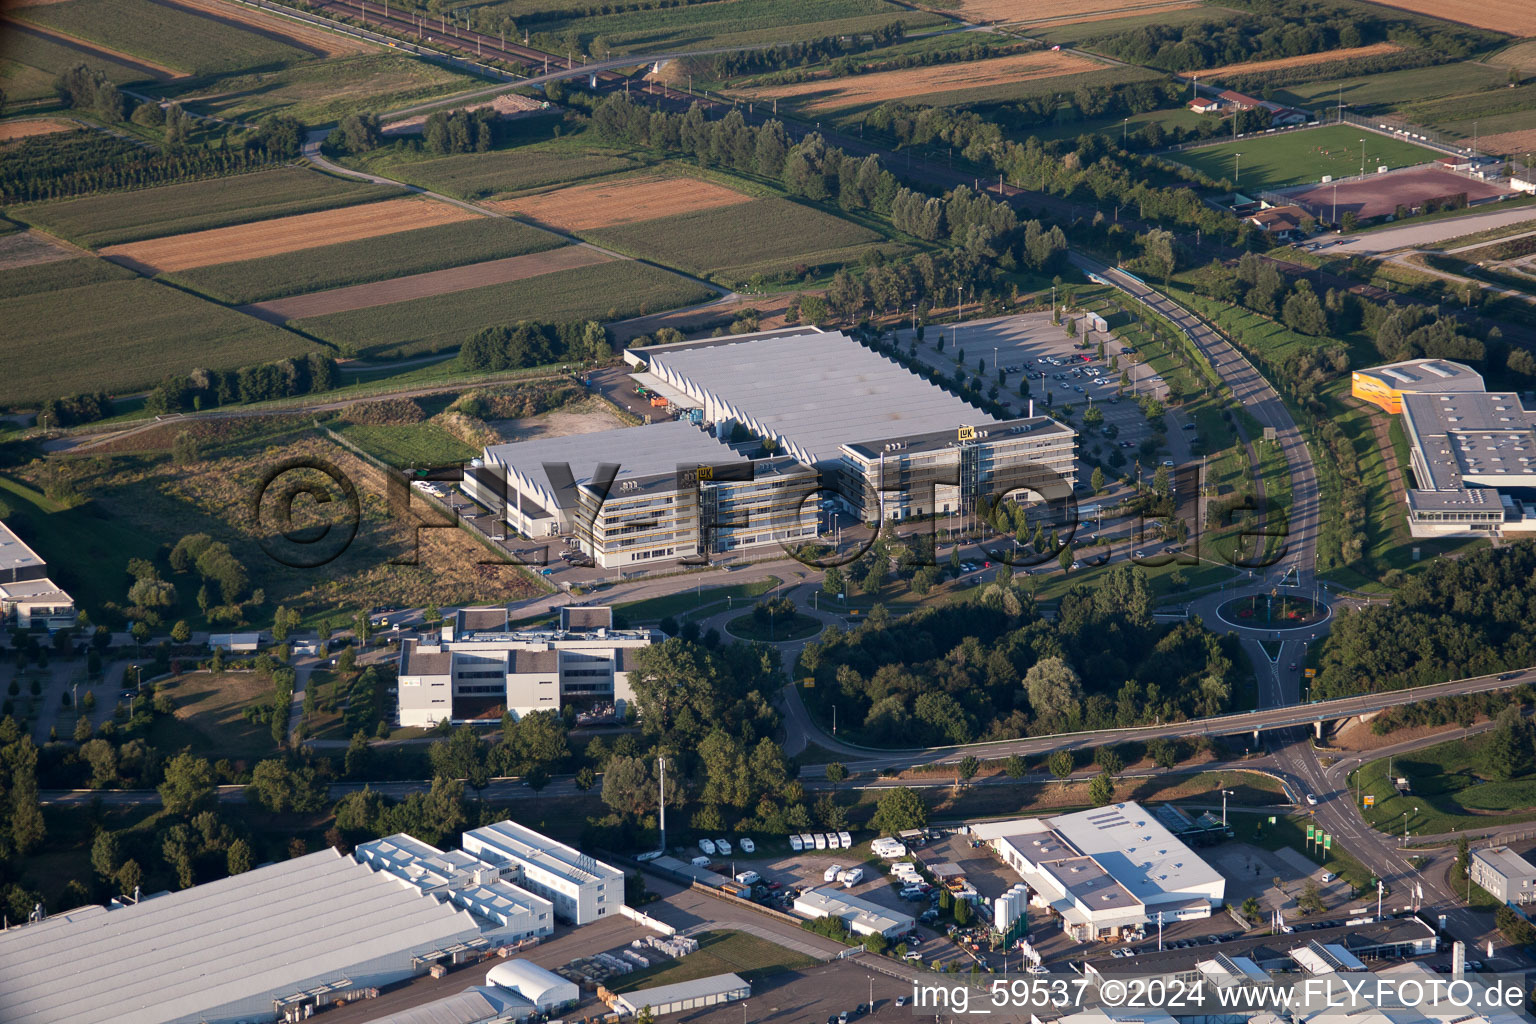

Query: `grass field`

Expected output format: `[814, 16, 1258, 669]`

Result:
[146, 52, 476, 124]
[613, 577, 782, 625]
[585, 198, 893, 285]
[1034, 5, 1231, 46]
[12, 0, 311, 76]
[352, 136, 644, 201]
[612, 931, 819, 992]
[527, 0, 946, 55]
[1354, 734, 1536, 838]
[1273, 61, 1511, 113]
[334, 422, 480, 466]
[148, 670, 282, 761]
[1026, 103, 1206, 144]
[0, 258, 315, 403]
[0, 27, 160, 101]
[292, 259, 715, 357]
[1171, 125, 1443, 189]
[166, 217, 567, 304]
[14, 168, 402, 248]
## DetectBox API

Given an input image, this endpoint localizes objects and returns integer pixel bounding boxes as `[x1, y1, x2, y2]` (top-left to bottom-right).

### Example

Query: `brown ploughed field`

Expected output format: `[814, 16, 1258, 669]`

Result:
[1200, 43, 1403, 77]
[739, 51, 1100, 111]
[492, 174, 752, 232]
[1357, 0, 1536, 36]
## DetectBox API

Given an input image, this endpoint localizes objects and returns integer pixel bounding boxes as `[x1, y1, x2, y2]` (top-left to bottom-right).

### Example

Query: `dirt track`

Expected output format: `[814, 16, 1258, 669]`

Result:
[492, 174, 751, 232]
[0, 119, 73, 141]
[738, 51, 1100, 111]
[243, 245, 611, 321]
[1200, 43, 1402, 78]
[99, 197, 477, 272]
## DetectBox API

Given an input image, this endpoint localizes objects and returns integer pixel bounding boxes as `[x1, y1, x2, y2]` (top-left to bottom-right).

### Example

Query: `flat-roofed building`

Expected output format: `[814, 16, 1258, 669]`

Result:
[0, 520, 72, 630]
[397, 605, 655, 727]
[793, 887, 914, 938]
[971, 802, 1224, 941]
[607, 973, 750, 1017]
[1471, 845, 1536, 905]
[461, 819, 624, 925]
[1351, 358, 1486, 415]
[355, 832, 555, 943]
[0, 848, 492, 1024]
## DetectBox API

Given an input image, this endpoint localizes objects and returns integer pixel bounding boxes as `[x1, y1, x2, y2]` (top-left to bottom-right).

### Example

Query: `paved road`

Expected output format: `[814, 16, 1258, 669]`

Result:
[1324, 204, 1536, 255]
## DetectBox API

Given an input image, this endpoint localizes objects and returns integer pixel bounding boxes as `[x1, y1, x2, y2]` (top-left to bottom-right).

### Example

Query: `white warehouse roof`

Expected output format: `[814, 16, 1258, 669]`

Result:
[0, 849, 485, 1024]
[637, 329, 995, 467]
[1046, 803, 1225, 906]
[486, 959, 580, 1009]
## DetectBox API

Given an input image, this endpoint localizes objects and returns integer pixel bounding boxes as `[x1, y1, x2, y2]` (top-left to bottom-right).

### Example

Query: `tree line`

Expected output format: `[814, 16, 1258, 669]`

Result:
[458, 319, 613, 373]
[707, 22, 908, 79]
[143, 352, 339, 417]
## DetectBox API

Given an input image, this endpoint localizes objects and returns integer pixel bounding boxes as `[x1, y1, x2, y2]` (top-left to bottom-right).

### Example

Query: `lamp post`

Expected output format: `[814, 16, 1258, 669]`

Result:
[1221, 788, 1234, 827]
[1234, 152, 1243, 186]
[1359, 139, 1366, 177]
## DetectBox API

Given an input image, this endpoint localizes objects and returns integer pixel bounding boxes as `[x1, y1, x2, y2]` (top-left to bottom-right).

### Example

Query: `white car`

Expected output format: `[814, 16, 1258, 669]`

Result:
[699, 839, 716, 856]
[715, 838, 732, 856]
[739, 837, 756, 854]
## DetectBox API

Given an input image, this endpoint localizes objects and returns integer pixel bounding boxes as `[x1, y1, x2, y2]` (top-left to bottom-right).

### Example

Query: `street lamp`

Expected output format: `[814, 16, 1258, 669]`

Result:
[1221, 788, 1234, 827]
[1234, 151, 1243, 185]
[1359, 139, 1366, 177]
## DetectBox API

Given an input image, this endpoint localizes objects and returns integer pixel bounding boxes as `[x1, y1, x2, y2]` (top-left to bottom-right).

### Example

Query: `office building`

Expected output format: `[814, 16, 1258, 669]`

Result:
[396, 605, 655, 728]
[461, 818, 624, 925]
[1471, 845, 1536, 905]
[0, 520, 73, 630]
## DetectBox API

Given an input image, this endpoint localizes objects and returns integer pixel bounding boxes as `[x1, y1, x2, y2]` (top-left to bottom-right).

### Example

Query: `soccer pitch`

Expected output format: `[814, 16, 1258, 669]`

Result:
[1171, 125, 1445, 190]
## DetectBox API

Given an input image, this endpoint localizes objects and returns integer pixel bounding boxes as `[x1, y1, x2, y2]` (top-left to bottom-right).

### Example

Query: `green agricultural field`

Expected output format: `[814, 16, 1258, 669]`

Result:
[356, 142, 643, 201]
[0, 255, 127, 301]
[585, 197, 895, 285]
[13, 167, 402, 247]
[1171, 125, 1443, 189]
[334, 422, 479, 466]
[0, 28, 158, 102]
[1274, 61, 1510, 113]
[0, 259, 316, 403]
[12, 0, 310, 76]
[168, 217, 567, 305]
[524, 0, 946, 55]
[293, 259, 715, 357]
[147, 53, 477, 125]
[1035, 6, 1236, 48]
[855, 63, 1161, 111]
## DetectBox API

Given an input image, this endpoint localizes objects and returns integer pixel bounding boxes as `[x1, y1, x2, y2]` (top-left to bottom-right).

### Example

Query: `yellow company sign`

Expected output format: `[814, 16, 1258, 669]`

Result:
[958, 425, 977, 442]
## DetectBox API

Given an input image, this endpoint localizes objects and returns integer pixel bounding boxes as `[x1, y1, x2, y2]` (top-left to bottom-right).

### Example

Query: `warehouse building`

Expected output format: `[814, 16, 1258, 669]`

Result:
[793, 887, 915, 938]
[355, 832, 555, 942]
[466, 328, 1075, 568]
[971, 802, 1225, 941]
[631, 328, 1077, 522]
[462, 818, 624, 925]
[0, 519, 73, 630]
[485, 960, 581, 1011]
[1352, 359, 1536, 537]
[396, 605, 655, 727]
[1471, 846, 1536, 905]
[608, 973, 751, 1017]
[0, 848, 495, 1024]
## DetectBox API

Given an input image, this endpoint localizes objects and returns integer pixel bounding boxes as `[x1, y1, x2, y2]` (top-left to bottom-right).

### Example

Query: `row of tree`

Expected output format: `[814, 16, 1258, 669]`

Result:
[143, 352, 339, 416]
[458, 319, 613, 372]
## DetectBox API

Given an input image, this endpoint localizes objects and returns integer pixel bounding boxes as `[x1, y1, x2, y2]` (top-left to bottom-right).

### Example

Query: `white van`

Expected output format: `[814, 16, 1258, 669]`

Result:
[1319, 871, 1335, 883]
[813, 834, 828, 850]
[824, 863, 844, 883]
[837, 831, 853, 849]
[736, 870, 761, 886]
[789, 835, 804, 852]
[840, 867, 864, 887]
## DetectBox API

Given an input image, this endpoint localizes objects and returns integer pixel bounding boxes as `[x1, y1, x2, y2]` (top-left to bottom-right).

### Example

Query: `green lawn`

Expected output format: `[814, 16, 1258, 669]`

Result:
[585, 197, 896, 286]
[146, 52, 477, 125]
[334, 422, 479, 467]
[291, 259, 716, 358]
[12, 0, 311, 76]
[0, 260, 316, 404]
[726, 610, 821, 642]
[167, 217, 567, 305]
[1353, 735, 1536, 838]
[148, 670, 283, 761]
[1171, 125, 1444, 190]
[14, 167, 402, 247]
[611, 930, 819, 992]
[613, 577, 781, 625]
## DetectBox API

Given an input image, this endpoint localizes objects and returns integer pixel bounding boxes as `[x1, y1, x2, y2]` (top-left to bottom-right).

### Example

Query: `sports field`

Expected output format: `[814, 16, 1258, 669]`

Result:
[14, 168, 402, 247]
[292, 260, 715, 357]
[1171, 125, 1444, 190]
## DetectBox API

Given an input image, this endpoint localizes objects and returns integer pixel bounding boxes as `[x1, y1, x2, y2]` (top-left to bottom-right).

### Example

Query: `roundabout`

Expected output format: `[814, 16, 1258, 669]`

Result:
[724, 609, 823, 643]
[1215, 593, 1330, 633]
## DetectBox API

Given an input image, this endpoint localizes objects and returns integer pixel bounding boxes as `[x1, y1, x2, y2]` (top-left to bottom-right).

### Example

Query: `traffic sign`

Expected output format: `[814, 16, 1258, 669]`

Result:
[1304, 668, 1316, 679]
[1363, 794, 1375, 808]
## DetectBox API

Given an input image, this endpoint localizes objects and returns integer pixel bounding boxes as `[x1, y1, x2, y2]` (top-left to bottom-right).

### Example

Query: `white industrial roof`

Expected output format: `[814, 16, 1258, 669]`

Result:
[1037, 803, 1224, 906]
[0, 520, 46, 574]
[1359, 358, 1484, 392]
[368, 985, 531, 1024]
[464, 819, 623, 887]
[486, 959, 579, 1005]
[794, 887, 914, 935]
[0, 849, 485, 1024]
[1401, 391, 1536, 492]
[0, 578, 71, 603]
[638, 329, 995, 467]
[483, 419, 743, 497]
[611, 972, 750, 1013]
